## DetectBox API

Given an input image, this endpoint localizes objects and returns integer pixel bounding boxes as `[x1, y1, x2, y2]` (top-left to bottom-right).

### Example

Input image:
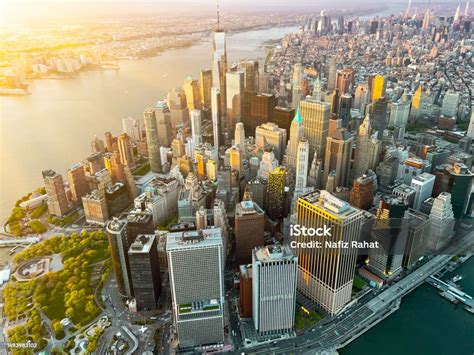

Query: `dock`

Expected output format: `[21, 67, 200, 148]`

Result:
[427, 275, 474, 314]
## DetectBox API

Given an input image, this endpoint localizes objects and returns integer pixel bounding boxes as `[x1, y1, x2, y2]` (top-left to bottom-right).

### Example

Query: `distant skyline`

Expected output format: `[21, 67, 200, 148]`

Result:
[2, 0, 466, 26]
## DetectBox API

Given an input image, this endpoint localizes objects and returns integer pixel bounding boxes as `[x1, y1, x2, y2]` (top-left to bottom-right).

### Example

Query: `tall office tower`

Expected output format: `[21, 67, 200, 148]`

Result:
[307, 152, 323, 189]
[295, 139, 310, 193]
[444, 163, 473, 218]
[235, 190, 265, 265]
[454, 3, 462, 21]
[370, 97, 388, 139]
[42, 169, 70, 217]
[353, 83, 370, 112]
[410, 173, 435, 211]
[422, 8, 431, 29]
[388, 98, 410, 128]
[312, 76, 322, 101]
[128, 235, 162, 311]
[200, 69, 213, 109]
[284, 109, 304, 170]
[104, 131, 115, 152]
[229, 145, 243, 177]
[191, 110, 203, 149]
[273, 106, 294, 135]
[154, 100, 174, 147]
[300, 98, 331, 161]
[441, 91, 460, 117]
[67, 163, 89, 206]
[88, 152, 105, 174]
[91, 136, 106, 153]
[370, 74, 386, 103]
[118, 133, 135, 168]
[240, 60, 259, 93]
[350, 175, 374, 210]
[144, 108, 162, 173]
[258, 149, 278, 181]
[405, 0, 412, 17]
[252, 245, 298, 335]
[327, 56, 337, 91]
[226, 71, 244, 131]
[167, 229, 225, 349]
[234, 122, 246, 151]
[239, 264, 253, 317]
[255, 122, 287, 162]
[428, 192, 455, 252]
[122, 117, 143, 142]
[351, 115, 382, 182]
[167, 88, 189, 127]
[329, 89, 339, 116]
[292, 63, 303, 110]
[338, 94, 352, 126]
[244, 93, 277, 134]
[296, 190, 363, 315]
[104, 151, 126, 183]
[467, 110, 474, 139]
[335, 68, 353, 95]
[183, 76, 202, 111]
[212, 5, 227, 121]
[323, 128, 354, 188]
[211, 87, 222, 148]
[267, 166, 287, 220]
[106, 218, 133, 297]
[402, 209, 430, 269]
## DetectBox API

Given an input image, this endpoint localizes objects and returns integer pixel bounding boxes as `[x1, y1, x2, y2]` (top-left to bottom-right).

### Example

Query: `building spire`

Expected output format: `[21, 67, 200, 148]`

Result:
[217, 0, 220, 31]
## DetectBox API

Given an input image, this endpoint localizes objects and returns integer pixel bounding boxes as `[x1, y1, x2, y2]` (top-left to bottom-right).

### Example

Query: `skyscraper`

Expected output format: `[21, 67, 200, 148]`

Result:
[183, 76, 202, 111]
[42, 169, 70, 217]
[212, 4, 227, 119]
[67, 163, 89, 206]
[229, 145, 243, 177]
[226, 71, 245, 131]
[353, 83, 370, 112]
[370, 97, 389, 139]
[128, 235, 162, 311]
[211, 87, 222, 148]
[190, 109, 203, 148]
[296, 190, 363, 315]
[295, 138, 310, 194]
[441, 90, 460, 117]
[292, 63, 303, 110]
[243, 93, 277, 134]
[235, 190, 265, 265]
[428, 192, 455, 252]
[106, 218, 133, 298]
[323, 128, 354, 188]
[118, 133, 135, 168]
[143, 108, 162, 173]
[284, 109, 305, 169]
[267, 166, 287, 220]
[167, 87, 190, 127]
[200, 69, 213, 109]
[252, 245, 298, 335]
[167, 229, 225, 349]
[335, 68, 353, 95]
[122, 117, 143, 142]
[240, 60, 259, 93]
[402, 209, 430, 269]
[255, 122, 287, 162]
[351, 114, 382, 182]
[371, 74, 386, 103]
[410, 173, 435, 211]
[234, 122, 246, 152]
[300, 98, 331, 160]
[350, 174, 374, 210]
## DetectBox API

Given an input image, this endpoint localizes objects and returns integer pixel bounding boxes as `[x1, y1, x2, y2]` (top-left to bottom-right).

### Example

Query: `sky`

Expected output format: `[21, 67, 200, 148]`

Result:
[0, 0, 465, 26]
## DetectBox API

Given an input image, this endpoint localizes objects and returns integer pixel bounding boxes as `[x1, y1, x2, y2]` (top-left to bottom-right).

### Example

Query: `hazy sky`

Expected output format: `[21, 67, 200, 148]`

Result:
[1, 0, 464, 26]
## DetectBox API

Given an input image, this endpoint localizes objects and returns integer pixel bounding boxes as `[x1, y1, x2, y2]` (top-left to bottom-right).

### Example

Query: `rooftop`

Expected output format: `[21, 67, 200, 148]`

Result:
[129, 234, 155, 254]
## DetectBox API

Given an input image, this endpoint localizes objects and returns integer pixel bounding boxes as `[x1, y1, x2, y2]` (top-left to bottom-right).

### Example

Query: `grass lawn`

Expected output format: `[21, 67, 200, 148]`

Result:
[132, 162, 151, 176]
[28, 220, 47, 234]
[295, 306, 321, 331]
[353, 275, 367, 290]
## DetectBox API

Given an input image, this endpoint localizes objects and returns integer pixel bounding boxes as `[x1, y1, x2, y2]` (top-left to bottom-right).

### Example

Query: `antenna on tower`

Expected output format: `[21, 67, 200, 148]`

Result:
[217, 0, 220, 31]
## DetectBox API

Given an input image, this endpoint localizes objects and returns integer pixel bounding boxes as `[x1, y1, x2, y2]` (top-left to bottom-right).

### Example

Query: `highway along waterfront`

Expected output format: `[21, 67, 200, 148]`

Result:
[341, 257, 474, 355]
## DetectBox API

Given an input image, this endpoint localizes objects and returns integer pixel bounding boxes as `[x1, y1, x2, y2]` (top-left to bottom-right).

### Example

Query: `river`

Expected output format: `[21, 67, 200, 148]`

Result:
[0, 25, 297, 221]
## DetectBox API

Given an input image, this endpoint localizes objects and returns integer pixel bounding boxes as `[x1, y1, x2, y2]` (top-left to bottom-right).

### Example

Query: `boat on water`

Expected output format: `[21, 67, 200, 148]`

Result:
[464, 306, 474, 314]
[452, 275, 463, 283]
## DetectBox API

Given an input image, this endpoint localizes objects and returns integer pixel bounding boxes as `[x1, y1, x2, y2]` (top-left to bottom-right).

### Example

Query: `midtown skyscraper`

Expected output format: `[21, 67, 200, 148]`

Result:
[300, 98, 331, 161]
[143, 108, 162, 173]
